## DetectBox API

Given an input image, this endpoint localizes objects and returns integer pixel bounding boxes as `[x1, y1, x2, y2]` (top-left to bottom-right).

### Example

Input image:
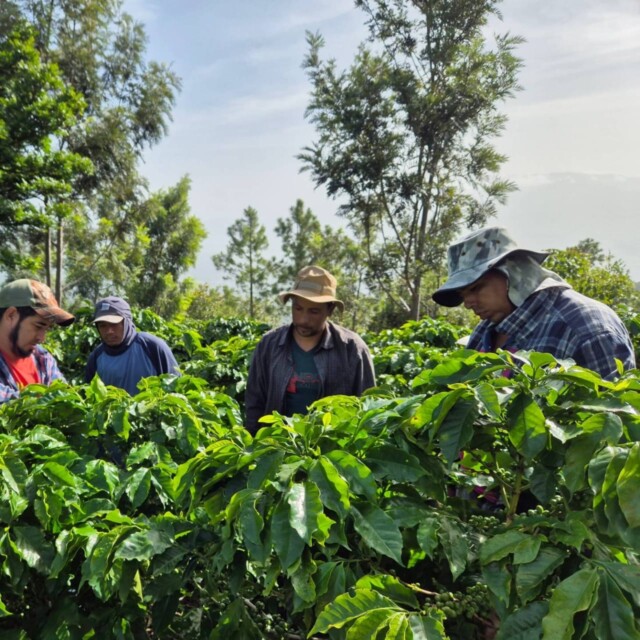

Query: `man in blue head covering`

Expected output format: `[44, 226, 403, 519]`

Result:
[84, 297, 179, 394]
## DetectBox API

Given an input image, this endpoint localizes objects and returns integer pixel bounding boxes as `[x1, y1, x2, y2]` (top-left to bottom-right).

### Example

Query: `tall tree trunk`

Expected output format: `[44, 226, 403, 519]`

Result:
[45, 228, 52, 287]
[409, 275, 421, 321]
[55, 217, 63, 302]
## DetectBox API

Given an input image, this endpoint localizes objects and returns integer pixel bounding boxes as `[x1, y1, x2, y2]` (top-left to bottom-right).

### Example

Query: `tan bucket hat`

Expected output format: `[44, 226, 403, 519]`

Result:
[278, 265, 344, 312]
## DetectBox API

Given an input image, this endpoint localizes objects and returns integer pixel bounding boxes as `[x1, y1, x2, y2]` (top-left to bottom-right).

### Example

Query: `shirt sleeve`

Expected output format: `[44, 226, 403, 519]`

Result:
[140, 334, 180, 375]
[0, 383, 19, 404]
[573, 330, 636, 380]
[39, 349, 66, 385]
[244, 342, 268, 434]
[354, 342, 376, 395]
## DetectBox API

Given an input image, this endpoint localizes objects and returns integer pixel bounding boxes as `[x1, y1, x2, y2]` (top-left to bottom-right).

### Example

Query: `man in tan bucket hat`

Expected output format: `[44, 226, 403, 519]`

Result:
[432, 227, 635, 379]
[245, 265, 375, 433]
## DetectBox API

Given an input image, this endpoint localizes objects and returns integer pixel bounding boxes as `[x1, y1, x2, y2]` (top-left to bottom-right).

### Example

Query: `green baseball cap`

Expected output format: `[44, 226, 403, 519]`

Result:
[0, 279, 75, 326]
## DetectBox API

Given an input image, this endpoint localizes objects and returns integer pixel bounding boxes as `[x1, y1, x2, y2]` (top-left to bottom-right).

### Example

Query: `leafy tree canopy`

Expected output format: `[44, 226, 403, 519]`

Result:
[0, 19, 92, 273]
[1, 0, 182, 303]
[545, 238, 640, 312]
[300, 0, 523, 320]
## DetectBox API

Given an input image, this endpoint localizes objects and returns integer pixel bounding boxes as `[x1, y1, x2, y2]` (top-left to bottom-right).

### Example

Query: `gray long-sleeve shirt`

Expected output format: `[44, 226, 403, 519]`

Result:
[244, 322, 376, 433]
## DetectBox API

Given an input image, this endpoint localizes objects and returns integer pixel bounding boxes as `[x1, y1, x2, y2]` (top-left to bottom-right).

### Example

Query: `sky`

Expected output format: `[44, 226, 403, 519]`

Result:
[122, 0, 640, 283]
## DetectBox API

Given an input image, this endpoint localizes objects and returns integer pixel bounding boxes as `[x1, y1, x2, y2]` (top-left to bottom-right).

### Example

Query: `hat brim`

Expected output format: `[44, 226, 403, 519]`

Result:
[432, 249, 549, 307]
[35, 307, 75, 327]
[93, 314, 124, 324]
[279, 291, 344, 313]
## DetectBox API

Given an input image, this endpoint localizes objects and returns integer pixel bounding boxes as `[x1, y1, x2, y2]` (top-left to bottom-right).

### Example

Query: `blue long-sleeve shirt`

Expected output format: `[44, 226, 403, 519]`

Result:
[85, 332, 179, 395]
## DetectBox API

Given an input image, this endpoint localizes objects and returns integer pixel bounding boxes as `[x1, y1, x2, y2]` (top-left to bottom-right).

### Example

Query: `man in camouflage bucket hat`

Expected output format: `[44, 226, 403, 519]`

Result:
[432, 227, 635, 380]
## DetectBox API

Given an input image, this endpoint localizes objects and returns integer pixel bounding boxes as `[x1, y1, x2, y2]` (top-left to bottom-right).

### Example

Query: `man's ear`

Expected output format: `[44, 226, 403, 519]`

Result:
[327, 302, 335, 315]
[1, 307, 19, 323]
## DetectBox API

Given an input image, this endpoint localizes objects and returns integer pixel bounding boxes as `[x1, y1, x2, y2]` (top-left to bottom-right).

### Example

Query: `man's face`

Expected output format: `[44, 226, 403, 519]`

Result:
[291, 296, 332, 340]
[459, 271, 514, 324]
[96, 320, 125, 347]
[9, 313, 54, 357]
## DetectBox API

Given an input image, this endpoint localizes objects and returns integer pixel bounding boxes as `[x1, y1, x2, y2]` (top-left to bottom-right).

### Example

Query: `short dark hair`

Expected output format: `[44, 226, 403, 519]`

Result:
[0, 306, 37, 321]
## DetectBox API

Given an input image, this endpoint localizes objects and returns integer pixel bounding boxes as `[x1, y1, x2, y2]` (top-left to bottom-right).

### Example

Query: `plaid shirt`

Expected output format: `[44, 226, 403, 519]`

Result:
[0, 346, 65, 404]
[245, 322, 376, 433]
[467, 286, 636, 380]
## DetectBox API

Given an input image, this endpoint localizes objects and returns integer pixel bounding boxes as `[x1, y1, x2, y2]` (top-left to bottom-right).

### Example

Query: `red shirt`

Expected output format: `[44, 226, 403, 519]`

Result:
[0, 350, 41, 388]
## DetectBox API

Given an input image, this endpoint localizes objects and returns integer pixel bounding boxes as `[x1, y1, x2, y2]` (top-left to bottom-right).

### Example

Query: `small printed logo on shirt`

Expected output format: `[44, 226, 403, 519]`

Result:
[286, 373, 320, 393]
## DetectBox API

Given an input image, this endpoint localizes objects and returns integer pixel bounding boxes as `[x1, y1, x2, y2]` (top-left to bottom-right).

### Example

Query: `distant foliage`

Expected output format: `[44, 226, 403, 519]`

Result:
[366, 317, 470, 393]
[545, 239, 640, 312]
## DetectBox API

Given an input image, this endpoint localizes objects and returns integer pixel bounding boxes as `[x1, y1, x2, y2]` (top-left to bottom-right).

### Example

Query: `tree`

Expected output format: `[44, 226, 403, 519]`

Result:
[62, 177, 205, 317]
[274, 199, 323, 287]
[3, 0, 181, 301]
[544, 239, 640, 312]
[274, 199, 377, 330]
[0, 20, 91, 275]
[125, 177, 206, 311]
[300, 0, 522, 320]
[182, 282, 246, 322]
[212, 207, 270, 319]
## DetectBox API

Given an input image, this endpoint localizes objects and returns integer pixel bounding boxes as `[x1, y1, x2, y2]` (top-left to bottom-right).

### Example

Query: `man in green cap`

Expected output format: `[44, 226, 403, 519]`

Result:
[0, 279, 75, 404]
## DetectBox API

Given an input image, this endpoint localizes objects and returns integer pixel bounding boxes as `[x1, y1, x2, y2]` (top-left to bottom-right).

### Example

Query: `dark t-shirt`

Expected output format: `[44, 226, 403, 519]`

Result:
[284, 341, 321, 417]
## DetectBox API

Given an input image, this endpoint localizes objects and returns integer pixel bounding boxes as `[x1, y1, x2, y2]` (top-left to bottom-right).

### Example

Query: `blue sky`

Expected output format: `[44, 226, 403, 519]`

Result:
[123, 0, 640, 282]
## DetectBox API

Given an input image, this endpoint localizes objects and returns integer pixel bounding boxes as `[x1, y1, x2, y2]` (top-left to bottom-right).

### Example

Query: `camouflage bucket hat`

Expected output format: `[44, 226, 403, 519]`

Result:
[432, 227, 549, 307]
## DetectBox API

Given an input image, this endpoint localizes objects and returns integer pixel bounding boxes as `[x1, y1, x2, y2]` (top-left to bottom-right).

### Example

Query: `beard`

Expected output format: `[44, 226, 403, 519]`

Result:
[9, 321, 33, 358]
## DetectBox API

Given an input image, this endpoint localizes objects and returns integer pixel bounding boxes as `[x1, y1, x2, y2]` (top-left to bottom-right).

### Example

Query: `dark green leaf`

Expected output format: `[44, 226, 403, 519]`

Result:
[438, 398, 478, 467]
[125, 468, 151, 509]
[115, 528, 173, 562]
[506, 393, 546, 460]
[592, 572, 640, 640]
[542, 568, 598, 640]
[287, 481, 329, 545]
[271, 499, 305, 572]
[309, 456, 350, 517]
[13, 526, 55, 574]
[364, 444, 426, 482]
[496, 601, 548, 640]
[352, 504, 404, 564]
[516, 547, 566, 603]
[326, 450, 377, 501]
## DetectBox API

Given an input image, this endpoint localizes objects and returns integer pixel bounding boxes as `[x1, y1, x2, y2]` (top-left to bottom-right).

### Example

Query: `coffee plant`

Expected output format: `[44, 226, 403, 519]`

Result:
[0, 315, 638, 639]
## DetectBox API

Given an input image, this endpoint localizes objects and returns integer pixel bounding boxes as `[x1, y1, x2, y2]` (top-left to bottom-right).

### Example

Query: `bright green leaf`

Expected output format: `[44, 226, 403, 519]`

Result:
[309, 589, 400, 635]
[506, 393, 547, 460]
[616, 443, 640, 528]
